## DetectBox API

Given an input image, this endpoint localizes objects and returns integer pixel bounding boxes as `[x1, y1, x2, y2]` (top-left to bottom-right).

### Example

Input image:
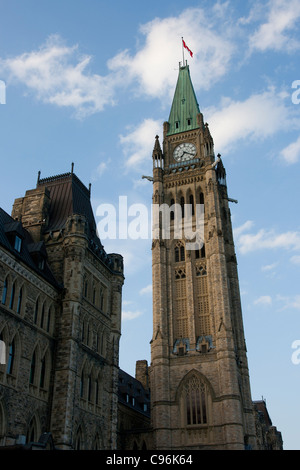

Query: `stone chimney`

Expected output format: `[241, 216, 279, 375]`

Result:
[135, 360, 149, 390]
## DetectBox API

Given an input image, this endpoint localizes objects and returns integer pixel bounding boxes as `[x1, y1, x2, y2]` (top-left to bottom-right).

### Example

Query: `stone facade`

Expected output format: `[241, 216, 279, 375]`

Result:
[0, 169, 124, 449]
[149, 64, 257, 450]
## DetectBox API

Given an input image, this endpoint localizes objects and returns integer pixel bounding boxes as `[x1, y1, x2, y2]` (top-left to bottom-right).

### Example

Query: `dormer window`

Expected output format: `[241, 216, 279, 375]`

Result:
[14, 235, 22, 253]
[27, 242, 47, 271]
[38, 258, 45, 270]
[175, 121, 179, 129]
[187, 118, 191, 126]
[4, 220, 24, 253]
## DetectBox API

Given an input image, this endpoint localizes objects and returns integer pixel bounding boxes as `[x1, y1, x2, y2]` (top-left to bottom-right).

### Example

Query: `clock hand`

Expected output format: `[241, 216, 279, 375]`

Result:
[182, 152, 192, 158]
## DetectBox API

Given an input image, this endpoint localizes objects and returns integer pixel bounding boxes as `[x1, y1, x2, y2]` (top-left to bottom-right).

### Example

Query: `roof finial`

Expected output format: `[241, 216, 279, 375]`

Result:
[71, 162, 74, 174]
[37, 170, 41, 185]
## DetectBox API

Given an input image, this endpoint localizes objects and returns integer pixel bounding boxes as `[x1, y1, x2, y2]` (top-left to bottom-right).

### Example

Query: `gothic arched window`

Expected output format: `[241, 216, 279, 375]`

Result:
[189, 194, 194, 216]
[9, 282, 15, 309]
[175, 242, 185, 263]
[180, 196, 185, 218]
[182, 374, 209, 426]
[1, 278, 8, 305]
[16, 287, 23, 314]
[40, 356, 46, 389]
[6, 340, 15, 375]
[29, 351, 36, 385]
[40, 302, 45, 329]
[200, 191, 205, 207]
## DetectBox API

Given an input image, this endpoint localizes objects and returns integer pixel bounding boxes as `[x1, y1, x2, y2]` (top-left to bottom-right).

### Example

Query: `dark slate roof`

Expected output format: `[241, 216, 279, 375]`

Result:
[253, 400, 273, 427]
[37, 170, 116, 271]
[37, 171, 96, 235]
[118, 369, 150, 417]
[0, 207, 59, 288]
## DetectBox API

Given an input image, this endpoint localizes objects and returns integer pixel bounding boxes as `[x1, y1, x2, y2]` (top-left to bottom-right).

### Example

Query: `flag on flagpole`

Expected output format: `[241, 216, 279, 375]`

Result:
[182, 38, 193, 58]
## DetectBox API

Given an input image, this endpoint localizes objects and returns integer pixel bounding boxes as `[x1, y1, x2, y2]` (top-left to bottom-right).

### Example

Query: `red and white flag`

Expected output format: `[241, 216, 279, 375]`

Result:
[182, 38, 193, 58]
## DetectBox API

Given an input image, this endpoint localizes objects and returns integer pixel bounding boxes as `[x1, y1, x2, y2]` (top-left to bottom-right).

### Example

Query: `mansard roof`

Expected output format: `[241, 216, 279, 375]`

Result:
[167, 63, 201, 136]
[37, 168, 117, 271]
[37, 169, 96, 234]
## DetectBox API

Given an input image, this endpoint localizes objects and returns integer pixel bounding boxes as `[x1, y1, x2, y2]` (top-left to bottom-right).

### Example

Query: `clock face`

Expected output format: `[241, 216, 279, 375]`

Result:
[173, 143, 196, 162]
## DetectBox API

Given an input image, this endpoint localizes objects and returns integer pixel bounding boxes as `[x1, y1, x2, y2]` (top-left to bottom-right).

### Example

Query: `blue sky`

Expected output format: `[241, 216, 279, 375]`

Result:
[0, 0, 300, 450]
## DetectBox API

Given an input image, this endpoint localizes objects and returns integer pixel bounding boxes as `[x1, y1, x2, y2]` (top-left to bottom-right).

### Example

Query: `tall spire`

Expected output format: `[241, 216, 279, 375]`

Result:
[167, 63, 200, 136]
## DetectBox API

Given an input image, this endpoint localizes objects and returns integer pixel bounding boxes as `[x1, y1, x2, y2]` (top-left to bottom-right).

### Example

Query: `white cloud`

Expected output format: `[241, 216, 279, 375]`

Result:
[276, 294, 300, 311]
[120, 118, 161, 171]
[290, 255, 300, 265]
[249, 0, 300, 52]
[233, 220, 254, 239]
[261, 262, 278, 272]
[234, 222, 300, 254]
[139, 284, 152, 296]
[122, 310, 143, 321]
[108, 7, 235, 100]
[96, 162, 108, 177]
[280, 136, 300, 164]
[254, 295, 272, 306]
[0, 8, 235, 118]
[205, 87, 299, 153]
[1, 34, 116, 119]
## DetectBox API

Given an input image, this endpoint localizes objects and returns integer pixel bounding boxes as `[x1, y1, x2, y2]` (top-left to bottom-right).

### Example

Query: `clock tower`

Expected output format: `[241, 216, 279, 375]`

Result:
[150, 63, 256, 450]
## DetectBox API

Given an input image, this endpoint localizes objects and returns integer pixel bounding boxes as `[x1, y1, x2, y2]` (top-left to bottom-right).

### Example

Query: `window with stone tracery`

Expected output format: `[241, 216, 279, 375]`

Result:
[174, 267, 188, 338]
[195, 264, 211, 336]
[183, 374, 209, 426]
[174, 242, 185, 263]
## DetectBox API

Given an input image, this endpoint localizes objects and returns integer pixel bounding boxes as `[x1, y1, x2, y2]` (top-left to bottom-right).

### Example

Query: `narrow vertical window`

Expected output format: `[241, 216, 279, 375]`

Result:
[46, 307, 51, 332]
[80, 371, 84, 398]
[180, 245, 185, 262]
[2, 278, 8, 305]
[34, 299, 39, 324]
[200, 192, 204, 208]
[175, 246, 180, 263]
[189, 194, 194, 216]
[100, 289, 104, 311]
[17, 287, 23, 314]
[180, 197, 185, 218]
[95, 379, 99, 405]
[40, 303, 45, 328]
[6, 340, 15, 375]
[88, 375, 92, 402]
[30, 351, 36, 385]
[170, 198, 175, 221]
[40, 356, 46, 388]
[9, 283, 15, 309]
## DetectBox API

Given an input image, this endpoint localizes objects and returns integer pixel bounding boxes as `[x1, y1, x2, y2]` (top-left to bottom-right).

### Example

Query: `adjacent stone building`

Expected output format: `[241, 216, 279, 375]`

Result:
[0, 168, 124, 449]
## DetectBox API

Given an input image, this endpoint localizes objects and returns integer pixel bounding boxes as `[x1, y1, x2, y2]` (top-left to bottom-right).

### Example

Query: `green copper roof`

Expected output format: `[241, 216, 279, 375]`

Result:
[167, 65, 200, 136]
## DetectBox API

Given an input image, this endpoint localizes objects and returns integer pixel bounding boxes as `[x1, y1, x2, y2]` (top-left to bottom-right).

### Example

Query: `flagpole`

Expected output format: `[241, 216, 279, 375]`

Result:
[181, 37, 185, 67]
